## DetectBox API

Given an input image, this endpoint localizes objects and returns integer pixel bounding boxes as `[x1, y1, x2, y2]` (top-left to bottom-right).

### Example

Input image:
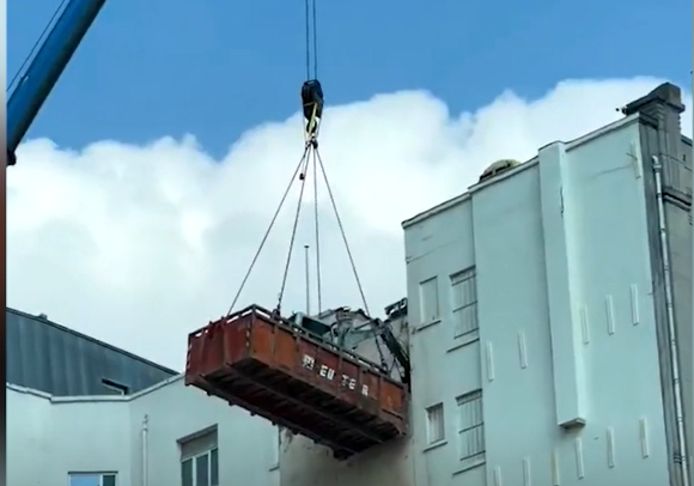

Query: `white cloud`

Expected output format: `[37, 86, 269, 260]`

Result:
[8, 77, 691, 370]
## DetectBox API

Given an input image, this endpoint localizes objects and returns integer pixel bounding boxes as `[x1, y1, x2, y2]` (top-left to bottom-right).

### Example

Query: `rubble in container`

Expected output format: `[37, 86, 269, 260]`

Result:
[185, 304, 409, 459]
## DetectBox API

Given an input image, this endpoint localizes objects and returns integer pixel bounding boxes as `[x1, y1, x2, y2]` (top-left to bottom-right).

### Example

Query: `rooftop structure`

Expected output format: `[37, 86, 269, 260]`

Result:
[6, 307, 177, 396]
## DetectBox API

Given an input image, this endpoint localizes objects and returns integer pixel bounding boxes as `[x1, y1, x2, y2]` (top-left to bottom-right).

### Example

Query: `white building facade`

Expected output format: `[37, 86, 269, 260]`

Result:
[402, 83, 692, 486]
[7, 377, 280, 486]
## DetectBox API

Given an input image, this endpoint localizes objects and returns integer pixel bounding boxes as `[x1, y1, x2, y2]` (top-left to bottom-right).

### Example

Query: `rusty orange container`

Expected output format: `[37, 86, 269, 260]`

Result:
[185, 305, 408, 458]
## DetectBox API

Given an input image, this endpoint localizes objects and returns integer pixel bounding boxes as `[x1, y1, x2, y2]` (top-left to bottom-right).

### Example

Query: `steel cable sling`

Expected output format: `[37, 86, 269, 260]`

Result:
[223, 0, 387, 370]
[227, 0, 324, 318]
[226, 140, 373, 322]
[226, 144, 312, 316]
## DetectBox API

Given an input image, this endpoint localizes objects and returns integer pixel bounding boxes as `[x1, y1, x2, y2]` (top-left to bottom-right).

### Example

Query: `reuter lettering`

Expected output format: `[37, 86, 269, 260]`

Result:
[302, 354, 369, 396]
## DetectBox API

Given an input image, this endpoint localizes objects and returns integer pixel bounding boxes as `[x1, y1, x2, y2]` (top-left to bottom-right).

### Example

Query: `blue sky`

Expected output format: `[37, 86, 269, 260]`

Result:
[9, 0, 691, 159]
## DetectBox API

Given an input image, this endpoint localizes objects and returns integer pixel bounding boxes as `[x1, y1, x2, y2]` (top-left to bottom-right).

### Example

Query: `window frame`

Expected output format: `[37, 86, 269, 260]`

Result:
[455, 389, 485, 463]
[181, 447, 219, 486]
[425, 402, 445, 445]
[419, 276, 440, 325]
[450, 268, 478, 339]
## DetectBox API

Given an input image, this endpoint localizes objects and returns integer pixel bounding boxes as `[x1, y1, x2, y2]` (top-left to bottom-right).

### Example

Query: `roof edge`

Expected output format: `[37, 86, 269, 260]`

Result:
[401, 192, 470, 229]
[564, 113, 640, 152]
[400, 113, 643, 229]
[7, 374, 185, 403]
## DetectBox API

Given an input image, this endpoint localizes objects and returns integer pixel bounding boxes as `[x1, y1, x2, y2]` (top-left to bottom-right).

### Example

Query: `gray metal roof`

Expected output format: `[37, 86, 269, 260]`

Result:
[6, 307, 177, 396]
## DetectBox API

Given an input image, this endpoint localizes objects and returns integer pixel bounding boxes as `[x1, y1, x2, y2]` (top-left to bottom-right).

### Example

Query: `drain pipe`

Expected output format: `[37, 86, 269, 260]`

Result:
[653, 156, 690, 486]
[141, 414, 149, 486]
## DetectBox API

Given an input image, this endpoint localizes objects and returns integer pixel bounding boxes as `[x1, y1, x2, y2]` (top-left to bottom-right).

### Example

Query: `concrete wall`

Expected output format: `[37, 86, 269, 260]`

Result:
[638, 106, 692, 486]
[8, 387, 132, 486]
[280, 432, 414, 486]
[669, 135, 694, 486]
[403, 195, 486, 486]
[7, 377, 279, 486]
[628, 84, 692, 485]
[685, 135, 694, 486]
[661, 193, 693, 486]
[402, 116, 673, 486]
[129, 378, 279, 486]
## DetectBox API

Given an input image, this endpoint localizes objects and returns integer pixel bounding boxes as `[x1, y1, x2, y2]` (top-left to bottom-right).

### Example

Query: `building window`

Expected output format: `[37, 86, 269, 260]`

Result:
[426, 403, 445, 444]
[450, 268, 478, 338]
[68, 472, 116, 486]
[101, 378, 129, 395]
[419, 277, 440, 324]
[180, 428, 219, 486]
[456, 390, 485, 462]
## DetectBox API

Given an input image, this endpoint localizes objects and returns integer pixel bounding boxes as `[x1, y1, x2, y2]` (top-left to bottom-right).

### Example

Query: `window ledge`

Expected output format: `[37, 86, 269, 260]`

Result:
[447, 332, 480, 353]
[422, 439, 448, 453]
[269, 463, 279, 472]
[414, 319, 442, 333]
[452, 457, 486, 476]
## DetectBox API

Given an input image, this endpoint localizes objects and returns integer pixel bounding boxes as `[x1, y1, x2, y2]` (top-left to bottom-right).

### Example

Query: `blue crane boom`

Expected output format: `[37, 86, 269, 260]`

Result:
[7, 0, 106, 166]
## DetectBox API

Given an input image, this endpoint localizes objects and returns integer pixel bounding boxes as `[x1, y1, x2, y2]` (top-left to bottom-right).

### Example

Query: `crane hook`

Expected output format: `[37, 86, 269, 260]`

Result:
[301, 79, 324, 142]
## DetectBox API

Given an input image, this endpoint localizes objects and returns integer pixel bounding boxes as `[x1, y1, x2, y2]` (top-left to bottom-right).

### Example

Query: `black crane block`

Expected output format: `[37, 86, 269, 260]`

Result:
[301, 79, 324, 134]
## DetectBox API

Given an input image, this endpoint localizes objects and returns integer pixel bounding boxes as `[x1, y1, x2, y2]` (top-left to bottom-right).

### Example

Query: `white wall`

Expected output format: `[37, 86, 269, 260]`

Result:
[403, 116, 674, 486]
[129, 377, 279, 486]
[8, 386, 132, 486]
[7, 377, 279, 486]
[403, 197, 485, 486]
[280, 432, 414, 486]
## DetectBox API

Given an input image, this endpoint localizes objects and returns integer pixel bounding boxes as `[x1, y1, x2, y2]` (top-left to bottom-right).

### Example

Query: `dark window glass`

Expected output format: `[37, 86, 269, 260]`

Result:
[196, 454, 209, 486]
[211, 449, 218, 486]
[102, 474, 116, 486]
[181, 458, 193, 486]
